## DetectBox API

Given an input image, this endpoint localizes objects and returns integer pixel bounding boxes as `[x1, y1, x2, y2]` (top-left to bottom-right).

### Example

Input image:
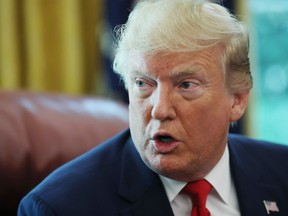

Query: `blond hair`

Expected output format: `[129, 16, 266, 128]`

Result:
[113, 0, 252, 93]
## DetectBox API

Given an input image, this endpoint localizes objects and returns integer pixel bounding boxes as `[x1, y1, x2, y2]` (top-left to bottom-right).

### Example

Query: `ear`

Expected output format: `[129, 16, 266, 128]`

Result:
[229, 91, 250, 122]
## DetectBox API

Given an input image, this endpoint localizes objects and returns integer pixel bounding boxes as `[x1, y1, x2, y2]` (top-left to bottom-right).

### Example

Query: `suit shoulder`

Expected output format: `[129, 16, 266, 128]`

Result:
[18, 130, 139, 215]
[20, 130, 133, 212]
[228, 133, 288, 166]
[228, 133, 288, 151]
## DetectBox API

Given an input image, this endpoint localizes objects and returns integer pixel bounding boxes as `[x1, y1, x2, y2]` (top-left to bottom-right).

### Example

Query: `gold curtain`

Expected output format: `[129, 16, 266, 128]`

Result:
[0, 0, 103, 95]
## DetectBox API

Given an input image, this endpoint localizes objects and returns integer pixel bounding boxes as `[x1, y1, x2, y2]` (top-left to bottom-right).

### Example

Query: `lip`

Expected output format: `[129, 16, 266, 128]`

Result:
[151, 132, 180, 154]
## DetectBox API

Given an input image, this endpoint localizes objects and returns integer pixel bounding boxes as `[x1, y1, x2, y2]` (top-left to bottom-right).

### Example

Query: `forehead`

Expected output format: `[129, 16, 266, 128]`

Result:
[127, 46, 225, 77]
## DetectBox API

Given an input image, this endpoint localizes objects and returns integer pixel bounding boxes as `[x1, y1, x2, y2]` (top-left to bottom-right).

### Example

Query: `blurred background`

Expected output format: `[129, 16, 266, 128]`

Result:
[0, 0, 287, 145]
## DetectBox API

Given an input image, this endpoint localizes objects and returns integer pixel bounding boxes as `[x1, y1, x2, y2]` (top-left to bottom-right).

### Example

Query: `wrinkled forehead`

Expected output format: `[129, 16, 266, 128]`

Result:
[126, 46, 226, 77]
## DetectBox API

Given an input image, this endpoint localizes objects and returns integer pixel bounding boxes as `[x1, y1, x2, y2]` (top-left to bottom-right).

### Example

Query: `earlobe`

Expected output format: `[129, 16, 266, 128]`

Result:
[229, 91, 249, 122]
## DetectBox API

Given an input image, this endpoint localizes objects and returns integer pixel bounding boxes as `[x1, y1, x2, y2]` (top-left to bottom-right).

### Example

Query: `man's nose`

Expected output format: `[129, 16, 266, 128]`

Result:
[151, 86, 176, 121]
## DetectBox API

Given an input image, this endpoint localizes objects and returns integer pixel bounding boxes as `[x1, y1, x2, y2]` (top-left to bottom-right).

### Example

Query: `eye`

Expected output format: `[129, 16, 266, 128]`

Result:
[132, 77, 155, 98]
[179, 81, 198, 89]
[134, 77, 156, 89]
[177, 80, 203, 100]
[135, 79, 146, 88]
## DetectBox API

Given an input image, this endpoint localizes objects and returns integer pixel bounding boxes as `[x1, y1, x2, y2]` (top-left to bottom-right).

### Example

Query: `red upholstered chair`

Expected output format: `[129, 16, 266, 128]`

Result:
[0, 90, 129, 215]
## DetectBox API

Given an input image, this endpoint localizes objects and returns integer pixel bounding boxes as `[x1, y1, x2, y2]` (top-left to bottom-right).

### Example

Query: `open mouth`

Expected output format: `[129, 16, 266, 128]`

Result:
[155, 135, 175, 143]
[152, 133, 180, 153]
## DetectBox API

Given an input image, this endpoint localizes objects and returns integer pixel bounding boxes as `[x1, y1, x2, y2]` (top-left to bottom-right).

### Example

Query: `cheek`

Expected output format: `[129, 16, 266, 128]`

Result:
[128, 98, 151, 132]
[128, 99, 153, 157]
[129, 101, 140, 128]
[182, 97, 231, 136]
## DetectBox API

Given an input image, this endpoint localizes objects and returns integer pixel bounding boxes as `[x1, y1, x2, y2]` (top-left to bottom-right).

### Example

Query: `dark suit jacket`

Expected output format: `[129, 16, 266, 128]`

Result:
[18, 129, 288, 216]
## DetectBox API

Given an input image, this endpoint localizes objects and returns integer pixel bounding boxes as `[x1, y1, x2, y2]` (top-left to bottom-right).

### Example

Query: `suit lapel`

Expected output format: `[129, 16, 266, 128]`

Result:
[228, 135, 285, 216]
[117, 133, 286, 216]
[118, 138, 174, 216]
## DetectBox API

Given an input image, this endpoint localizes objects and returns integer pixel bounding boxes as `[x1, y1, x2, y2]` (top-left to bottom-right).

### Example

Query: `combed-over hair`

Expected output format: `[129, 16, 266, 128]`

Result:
[113, 0, 252, 93]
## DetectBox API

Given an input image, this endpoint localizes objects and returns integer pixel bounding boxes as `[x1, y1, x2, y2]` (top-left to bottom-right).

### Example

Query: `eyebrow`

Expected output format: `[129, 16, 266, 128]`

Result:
[129, 65, 205, 82]
[169, 68, 205, 80]
[171, 69, 200, 77]
[129, 70, 154, 80]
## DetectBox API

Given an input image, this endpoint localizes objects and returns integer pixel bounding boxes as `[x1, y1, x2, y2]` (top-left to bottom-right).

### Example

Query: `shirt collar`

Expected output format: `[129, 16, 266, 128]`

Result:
[159, 145, 231, 204]
[205, 145, 231, 204]
[159, 174, 186, 202]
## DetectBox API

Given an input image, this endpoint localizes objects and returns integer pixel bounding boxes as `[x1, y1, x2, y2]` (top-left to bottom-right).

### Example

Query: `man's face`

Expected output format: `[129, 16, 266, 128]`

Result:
[127, 46, 247, 182]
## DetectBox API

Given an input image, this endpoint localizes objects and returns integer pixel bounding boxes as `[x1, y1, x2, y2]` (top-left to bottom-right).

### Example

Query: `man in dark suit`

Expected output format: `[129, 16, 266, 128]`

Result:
[18, 0, 288, 215]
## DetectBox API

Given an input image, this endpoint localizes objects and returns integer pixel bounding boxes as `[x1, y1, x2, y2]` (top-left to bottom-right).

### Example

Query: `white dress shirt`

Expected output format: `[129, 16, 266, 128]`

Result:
[159, 146, 241, 216]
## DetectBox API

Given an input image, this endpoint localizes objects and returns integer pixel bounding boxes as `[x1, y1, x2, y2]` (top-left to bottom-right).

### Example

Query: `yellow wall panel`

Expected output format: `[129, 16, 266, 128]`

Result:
[0, 0, 103, 95]
[0, 0, 21, 88]
[60, 0, 84, 94]
[24, 0, 45, 90]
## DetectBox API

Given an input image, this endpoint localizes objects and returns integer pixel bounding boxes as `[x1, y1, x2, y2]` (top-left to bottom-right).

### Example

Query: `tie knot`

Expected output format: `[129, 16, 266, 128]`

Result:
[182, 179, 212, 207]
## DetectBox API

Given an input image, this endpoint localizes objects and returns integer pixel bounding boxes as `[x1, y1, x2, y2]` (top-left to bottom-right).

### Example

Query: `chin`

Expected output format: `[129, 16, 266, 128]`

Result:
[145, 154, 186, 178]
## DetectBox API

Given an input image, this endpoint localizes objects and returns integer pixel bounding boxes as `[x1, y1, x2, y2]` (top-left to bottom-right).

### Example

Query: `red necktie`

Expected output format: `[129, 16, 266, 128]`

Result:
[182, 179, 212, 216]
